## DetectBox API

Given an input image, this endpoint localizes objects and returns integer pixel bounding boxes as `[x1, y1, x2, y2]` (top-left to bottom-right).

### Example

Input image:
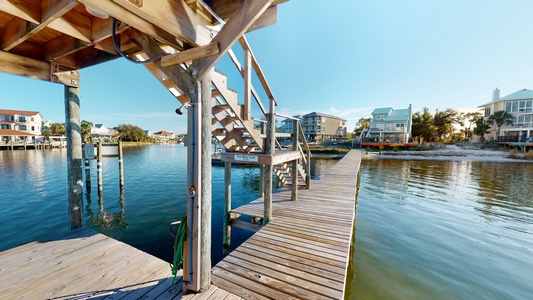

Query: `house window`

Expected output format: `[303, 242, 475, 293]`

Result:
[31, 126, 35, 131]
[512, 102, 518, 112]
[1, 124, 9, 129]
[31, 117, 34, 122]
[484, 108, 491, 117]
[19, 116, 26, 122]
[19, 125, 27, 131]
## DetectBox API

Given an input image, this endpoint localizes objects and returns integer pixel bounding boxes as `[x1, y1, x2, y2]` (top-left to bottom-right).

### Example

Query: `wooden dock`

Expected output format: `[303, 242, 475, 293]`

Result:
[0, 150, 360, 300]
[212, 150, 361, 299]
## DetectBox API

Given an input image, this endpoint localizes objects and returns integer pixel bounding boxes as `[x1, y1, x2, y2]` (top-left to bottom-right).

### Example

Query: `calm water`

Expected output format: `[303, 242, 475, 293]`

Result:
[349, 159, 533, 300]
[0, 145, 337, 265]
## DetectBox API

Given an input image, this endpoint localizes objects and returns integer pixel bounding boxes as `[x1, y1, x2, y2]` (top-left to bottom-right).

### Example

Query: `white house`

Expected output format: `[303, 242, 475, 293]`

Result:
[478, 88, 533, 142]
[91, 124, 117, 141]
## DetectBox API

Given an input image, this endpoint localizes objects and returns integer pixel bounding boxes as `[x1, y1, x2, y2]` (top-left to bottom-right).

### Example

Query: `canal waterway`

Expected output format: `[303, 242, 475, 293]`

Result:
[2, 146, 532, 299]
[0, 145, 337, 265]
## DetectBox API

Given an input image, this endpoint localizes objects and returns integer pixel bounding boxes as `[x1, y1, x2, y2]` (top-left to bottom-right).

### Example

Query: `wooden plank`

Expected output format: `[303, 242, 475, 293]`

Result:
[0, 50, 51, 82]
[221, 255, 342, 299]
[194, 0, 273, 80]
[161, 42, 219, 67]
[212, 268, 294, 300]
[77, 0, 184, 50]
[0, 0, 40, 24]
[112, 0, 211, 47]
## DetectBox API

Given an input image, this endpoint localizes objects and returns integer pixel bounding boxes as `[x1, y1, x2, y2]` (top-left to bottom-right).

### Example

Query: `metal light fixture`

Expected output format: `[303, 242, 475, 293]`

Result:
[175, 103, 191, 115]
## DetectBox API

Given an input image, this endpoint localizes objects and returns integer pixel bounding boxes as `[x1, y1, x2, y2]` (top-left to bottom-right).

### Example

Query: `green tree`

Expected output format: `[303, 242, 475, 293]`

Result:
[411, 107, 435, 143]
[464, 112, 484, 140]
[433, 108, 459, 141]
[473, 119, 491, 141]
[487, 110, 512, 138]
[50, 123, 65, 135]
[116, 124, 148, 142]
[354, 117, 371, 138]
[81, 120, 93, 143]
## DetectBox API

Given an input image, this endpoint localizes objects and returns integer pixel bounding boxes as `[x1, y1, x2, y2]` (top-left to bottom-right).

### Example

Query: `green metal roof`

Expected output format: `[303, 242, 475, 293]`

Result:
[500, 89, 533, 101]
[371, 107, 392, 115]
[384, 109, 410, 121]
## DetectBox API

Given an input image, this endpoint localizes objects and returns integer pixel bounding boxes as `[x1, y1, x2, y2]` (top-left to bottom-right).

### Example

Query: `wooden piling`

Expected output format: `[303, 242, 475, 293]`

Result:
[84, 159, 91, 193]
[97, 142, 103, 198]
[223, 161, 232, 256]
[118, 140, 124, 188]
[64, 85, 83, 230]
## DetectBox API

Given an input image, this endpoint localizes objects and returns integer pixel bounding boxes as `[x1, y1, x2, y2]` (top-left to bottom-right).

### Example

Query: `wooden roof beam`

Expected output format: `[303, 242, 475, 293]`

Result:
[0, 0, 40, 24]
[212, 0, 287, 21]
[77, 0, 185, 50]
[161, 42, 219, 67]
[0, 0, 80, 50]
[111, 0, 211, 47]
[127, 28, 196, 103]
[193, 0, 274, 80]
[0, 50, 78, 86]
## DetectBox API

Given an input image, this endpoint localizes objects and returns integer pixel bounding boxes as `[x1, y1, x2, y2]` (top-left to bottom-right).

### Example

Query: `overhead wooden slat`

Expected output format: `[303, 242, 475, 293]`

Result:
[194, 0, 273, 80]
[0, 17, 37, 50]
[43, 35, 87, 61]
[112, 0, 211, 46]
[48, 10, 92, 42]
[0, 0, 40, 24]
[41, 0, 78, 23]
[77, 0, 185, 50]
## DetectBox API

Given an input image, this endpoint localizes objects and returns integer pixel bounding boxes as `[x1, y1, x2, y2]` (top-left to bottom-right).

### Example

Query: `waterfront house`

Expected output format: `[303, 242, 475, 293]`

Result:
[284, 112, 346, 142]
[153, 130, 175, 142]
[90, 124, 118, 141]
[363, 105, 413, 143]
[478, 88, 533, 142]
[0, 109, 42, 144]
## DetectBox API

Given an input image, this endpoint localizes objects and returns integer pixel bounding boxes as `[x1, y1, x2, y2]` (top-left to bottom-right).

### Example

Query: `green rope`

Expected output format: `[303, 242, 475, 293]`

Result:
[171, 215, 187, 285]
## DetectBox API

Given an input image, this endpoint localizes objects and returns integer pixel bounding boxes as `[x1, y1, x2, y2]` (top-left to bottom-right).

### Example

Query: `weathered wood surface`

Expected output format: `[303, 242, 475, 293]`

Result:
[213, 150, 361, 299]
[0, 227, 241, 300]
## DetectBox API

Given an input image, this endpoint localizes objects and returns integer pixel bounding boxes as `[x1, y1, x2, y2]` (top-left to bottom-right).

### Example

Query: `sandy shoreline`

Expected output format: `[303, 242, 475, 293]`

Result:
[361, 145, 533, 163]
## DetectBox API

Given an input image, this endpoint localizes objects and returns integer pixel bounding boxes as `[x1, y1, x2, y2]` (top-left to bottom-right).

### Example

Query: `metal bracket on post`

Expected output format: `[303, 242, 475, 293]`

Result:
[52, 66, 80, 87]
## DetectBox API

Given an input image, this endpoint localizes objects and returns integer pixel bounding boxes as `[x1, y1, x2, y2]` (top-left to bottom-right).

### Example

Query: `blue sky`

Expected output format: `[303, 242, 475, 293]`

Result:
[2, 0, 533, 134]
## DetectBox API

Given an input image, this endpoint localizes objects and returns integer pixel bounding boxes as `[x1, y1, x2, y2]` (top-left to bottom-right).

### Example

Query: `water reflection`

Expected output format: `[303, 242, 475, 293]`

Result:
[352, 159, 533, 300]
[86, 187, 128, 234]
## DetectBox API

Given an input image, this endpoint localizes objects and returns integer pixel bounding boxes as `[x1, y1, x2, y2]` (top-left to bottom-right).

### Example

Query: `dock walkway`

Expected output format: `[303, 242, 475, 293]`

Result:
[212, 150, 361, 299]
[0, 150, 361, 299]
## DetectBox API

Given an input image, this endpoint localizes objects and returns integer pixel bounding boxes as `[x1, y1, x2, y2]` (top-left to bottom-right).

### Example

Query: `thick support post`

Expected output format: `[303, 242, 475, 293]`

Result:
[118, 140, 124, 188]
[179, 72, 212, 292]
[263, 99, 275, 225]
[223, 161, 232, 256]
[64, 85, 83, 230]
[291, 120, 299, 201]
[199, 71, 212, 292]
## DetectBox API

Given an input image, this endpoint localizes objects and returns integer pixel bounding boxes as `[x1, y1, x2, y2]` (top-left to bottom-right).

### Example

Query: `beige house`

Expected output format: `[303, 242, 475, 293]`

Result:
[0, 109, 42, 143]
[478, 88, 533, 142]
[301, 112, 347, 142]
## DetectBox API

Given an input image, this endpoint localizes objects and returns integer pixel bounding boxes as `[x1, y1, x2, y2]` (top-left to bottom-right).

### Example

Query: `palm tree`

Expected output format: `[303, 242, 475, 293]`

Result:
[487, 110, 513, 139]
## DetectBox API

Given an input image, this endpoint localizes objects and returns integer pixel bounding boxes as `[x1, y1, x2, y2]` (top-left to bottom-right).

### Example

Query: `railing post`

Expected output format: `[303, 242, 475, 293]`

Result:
[291, 120, 299, 201]
[243, 49, 251, 120]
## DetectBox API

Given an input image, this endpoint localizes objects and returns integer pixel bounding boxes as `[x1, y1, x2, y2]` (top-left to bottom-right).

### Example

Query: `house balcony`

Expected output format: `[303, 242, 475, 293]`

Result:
[496, 135, 532, 143]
